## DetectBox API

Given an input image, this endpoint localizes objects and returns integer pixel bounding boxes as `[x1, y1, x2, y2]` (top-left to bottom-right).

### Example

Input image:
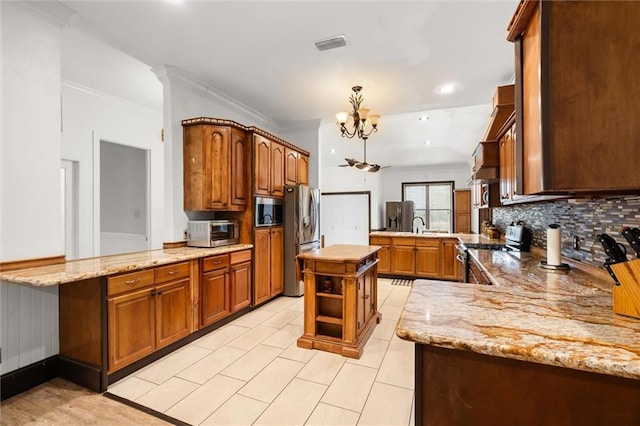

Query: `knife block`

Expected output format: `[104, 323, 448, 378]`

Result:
[610, 259, 640, 319]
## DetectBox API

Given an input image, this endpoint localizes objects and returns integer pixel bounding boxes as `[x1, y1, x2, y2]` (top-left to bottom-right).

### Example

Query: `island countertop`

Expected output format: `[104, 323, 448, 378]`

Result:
[396, 249, 640, 380]
[297, 244, 381, 262]
[0, 244, 253, 287]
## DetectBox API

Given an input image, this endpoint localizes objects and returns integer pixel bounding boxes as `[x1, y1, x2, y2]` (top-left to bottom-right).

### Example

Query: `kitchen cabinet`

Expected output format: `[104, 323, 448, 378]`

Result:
[182, 120, 248, 211]
[391, 237, 416, 275]
[440, 239, 460, 281]
[499, 117, 516, 204]
[472, 181, 501, 209]
[298, 153, 309, 185]
[254, 226, 283, 305]
[230, 249, 252, 312]
[508, 0, 640, 194]
[415, 239, 441, 278]
[254, 134, 285, 197]
[107, 262, 191, 373]
[471, 141, 500, 181]
[297, 245, 381, 358]
[285, 147, 298, 186]
[369, 236, 391, 273]
[454, 189, 471, 234]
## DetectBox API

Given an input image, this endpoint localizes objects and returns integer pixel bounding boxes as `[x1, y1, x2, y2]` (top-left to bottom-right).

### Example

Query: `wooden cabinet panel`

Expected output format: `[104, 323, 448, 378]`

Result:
[271, 142, 285, 197]
[270, 226, 284, 295]
[230, 127, 249, 207]
[202, 254, 230, 272]
[377, 245, 391, 273]
[201, 268, 230, 326]
[155, 278, 191, 349]
[155, 261, 190, 284]
[107, 269, 154, 297]
[454, 190, 471, 234]
[230, 261, 251, 312]
[254, 228, 272, 305]
[392, 246, 416, 275]
[416, 246, 440, 278]
[440, 239, 460, 281]
[298, 154, 309, 185]
[285, 148, 298, 186]
[205, 127, 230, 209]
[254, 135, 271, 196]
[108, 288, 155, 372]
[499, 124, 514, 203]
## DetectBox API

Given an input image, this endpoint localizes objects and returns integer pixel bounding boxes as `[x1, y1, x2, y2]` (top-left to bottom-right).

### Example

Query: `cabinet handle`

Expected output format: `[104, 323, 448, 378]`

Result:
[151, 290, 163, 296]
[364, 294, 370, 300]
[214, 260, 222, 265]
[125, 278, 140, 285]
[167, 269, 179, 275]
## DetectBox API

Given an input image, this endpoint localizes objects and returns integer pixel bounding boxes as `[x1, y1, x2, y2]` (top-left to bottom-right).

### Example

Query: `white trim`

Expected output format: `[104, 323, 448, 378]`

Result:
[17, 1, 78, 28]
[92, 132, 100, 256]
[62, 79, 162, 120]
[152, 65, 280, 131]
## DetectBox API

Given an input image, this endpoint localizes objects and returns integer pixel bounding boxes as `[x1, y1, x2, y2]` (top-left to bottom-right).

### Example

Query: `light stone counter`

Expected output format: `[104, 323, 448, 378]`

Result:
[396, 248, 640, 380]
[0, 245, 253, 287]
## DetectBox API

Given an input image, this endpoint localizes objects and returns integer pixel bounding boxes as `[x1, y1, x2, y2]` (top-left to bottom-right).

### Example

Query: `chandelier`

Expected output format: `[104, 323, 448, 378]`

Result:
[335, 86, 381, 140]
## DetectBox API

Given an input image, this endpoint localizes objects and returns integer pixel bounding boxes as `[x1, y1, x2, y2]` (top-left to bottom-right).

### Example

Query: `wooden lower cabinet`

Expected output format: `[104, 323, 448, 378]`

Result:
[391, 238, 416, 275]
[230, 260, 252, 312]
[201, 267, 230, 327]
[254, 226, 283, 305]
[155, 278, 191, 349]
[415, 241, 441, 278]
[370, 237, 391, 273]
[440, 239, 461, 281]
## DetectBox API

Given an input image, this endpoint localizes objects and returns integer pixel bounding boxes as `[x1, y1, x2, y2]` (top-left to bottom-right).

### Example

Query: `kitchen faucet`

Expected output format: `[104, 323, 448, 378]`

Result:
[412, 216, 425, 234]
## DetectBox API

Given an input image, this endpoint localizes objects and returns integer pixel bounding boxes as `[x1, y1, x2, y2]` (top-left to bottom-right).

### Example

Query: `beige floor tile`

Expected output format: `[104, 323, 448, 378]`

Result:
[262, 310, 302, 328]
[230, 308, 277, 328]
[321, 363, 377, 412]
[378, 304, 403, 323]
[296, 350, 346, 385]
[279, 342, 317, 363]
[136, 345, 211, 384]
[226, 325, 279, 351]
[238, 357, 305, 403]
[135, 377, 199, 413]
[383, 288, 411, 308]
[191, 324, 250, 351]
[176, 345, 246, 384]
[389, 334, 414, 353]
[306, 403, 360, 426]
[357, 382, 414, 426]
[285, 296, 304, 312]
[347, 337, 390, 369]
[261, 323, 303, 349]
[107, 376, 157, 401]
[376, 338, 415, 390]
[201, 394, 268, 426]
[289, 312, 304, 326]
[165, 374, 245, 425]
[371, 319, 398, 341]
[258, 295, 299, 312]
[221, 344, 283, 381]
[253, 378, 327, 426]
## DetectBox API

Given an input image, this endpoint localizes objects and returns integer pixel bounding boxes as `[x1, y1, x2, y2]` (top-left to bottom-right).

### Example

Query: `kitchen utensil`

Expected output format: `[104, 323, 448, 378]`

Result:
[598, 233, 628, 285]
[622, 227, 640, 258]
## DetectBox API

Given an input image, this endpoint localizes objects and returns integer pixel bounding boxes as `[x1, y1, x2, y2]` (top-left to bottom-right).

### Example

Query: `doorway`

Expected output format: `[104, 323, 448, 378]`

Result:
[321, 192, 371, 246]
[99, 141, 149, 255]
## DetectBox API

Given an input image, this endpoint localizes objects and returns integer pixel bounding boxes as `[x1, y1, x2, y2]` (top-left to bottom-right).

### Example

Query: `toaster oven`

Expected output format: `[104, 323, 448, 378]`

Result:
[186, 220, 239, 248]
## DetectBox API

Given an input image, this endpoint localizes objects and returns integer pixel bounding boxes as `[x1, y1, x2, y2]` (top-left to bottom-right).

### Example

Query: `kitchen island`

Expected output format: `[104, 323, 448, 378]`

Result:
[397, 248, 640, 425]
[297, 244, 381, 359]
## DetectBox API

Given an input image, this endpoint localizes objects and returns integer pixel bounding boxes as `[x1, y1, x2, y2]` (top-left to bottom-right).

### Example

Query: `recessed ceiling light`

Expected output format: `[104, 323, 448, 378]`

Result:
[418, 115, 429, 121]
[330, 148, 336, 154]
[424, 140, 432, 146]
[434, 82, 459, 96]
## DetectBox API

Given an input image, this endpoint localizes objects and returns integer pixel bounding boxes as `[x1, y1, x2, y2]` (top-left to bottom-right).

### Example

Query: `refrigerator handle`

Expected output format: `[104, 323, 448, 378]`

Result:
[310, 189, 318, 238]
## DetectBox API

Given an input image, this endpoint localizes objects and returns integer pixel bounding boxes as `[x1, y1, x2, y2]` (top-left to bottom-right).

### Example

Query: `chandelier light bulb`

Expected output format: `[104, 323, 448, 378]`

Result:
[335, 85, 381, 140]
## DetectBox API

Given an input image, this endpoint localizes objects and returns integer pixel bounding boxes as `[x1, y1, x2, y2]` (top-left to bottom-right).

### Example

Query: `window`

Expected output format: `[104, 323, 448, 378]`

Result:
[402, 181, 454, 232]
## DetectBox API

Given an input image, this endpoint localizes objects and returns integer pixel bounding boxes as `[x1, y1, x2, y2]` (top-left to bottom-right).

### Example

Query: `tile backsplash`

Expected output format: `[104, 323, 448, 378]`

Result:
[492, 195, 640, 267]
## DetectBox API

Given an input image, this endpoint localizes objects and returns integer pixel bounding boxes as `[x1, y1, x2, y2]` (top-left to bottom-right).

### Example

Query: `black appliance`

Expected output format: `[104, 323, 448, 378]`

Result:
[255, 196, 283, 227]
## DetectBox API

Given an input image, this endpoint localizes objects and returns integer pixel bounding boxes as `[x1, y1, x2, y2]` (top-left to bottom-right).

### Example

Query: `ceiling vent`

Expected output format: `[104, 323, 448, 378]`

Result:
[314, 35, 348, 52]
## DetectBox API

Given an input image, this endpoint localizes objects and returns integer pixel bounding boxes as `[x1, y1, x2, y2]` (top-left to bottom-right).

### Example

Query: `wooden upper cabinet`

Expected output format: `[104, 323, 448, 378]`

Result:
[509, 0, 640, 194]
[254, 135, 285, 197]
[499, 121, 515, 203]
[183, 122, 248, 211]
[270, 142, 285, 197]
[285, 148, 298, 186]
[298, 154, 309, 185]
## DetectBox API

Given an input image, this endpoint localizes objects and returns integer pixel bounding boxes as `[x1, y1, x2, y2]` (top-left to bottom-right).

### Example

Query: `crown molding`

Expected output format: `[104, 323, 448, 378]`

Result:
[17, 1, 79, 28]
[62, 79, 163, 120]
[151, 65, 280, 131]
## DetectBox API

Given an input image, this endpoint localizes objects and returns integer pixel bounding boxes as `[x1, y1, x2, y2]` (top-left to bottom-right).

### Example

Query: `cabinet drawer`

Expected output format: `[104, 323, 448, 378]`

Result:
[416, 238, 440, 247]
[155, 261, 190, 284]
[230, 249, 251, 264]
[202, 254, 230, 272]
[108, 269, 155, 297]
[370, 236, 391, 245]
[391, 237, 416, 246]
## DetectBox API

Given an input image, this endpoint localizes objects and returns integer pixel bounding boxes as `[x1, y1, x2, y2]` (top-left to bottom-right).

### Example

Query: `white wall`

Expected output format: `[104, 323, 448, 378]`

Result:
[279, 121, 321, 189]
[1, 3, 63, 375]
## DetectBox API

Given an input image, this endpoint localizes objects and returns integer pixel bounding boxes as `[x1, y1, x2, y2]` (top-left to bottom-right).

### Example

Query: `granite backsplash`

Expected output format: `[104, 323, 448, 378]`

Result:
[492, 195, 640, 268]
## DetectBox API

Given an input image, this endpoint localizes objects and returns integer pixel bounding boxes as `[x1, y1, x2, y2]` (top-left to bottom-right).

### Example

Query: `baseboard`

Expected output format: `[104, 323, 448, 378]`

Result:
[0, 355, 58, 401]
[59, 356, 105, 393]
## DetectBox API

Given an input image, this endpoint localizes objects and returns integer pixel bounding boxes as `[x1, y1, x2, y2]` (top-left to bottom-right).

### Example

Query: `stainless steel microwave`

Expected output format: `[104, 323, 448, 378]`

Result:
[255, 197, 283, 227]
[186, 220, 239, 247]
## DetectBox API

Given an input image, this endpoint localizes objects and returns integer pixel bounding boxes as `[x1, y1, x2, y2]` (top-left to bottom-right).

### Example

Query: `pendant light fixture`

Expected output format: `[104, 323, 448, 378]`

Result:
[335, 86, 381, 141]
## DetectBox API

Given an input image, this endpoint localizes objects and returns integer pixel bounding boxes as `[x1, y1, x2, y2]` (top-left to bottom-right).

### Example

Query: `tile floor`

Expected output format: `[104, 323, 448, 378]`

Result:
[108, 278, 415, 426]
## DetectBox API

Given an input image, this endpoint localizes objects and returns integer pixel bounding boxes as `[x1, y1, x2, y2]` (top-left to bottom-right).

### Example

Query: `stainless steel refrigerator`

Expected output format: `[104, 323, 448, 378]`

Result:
[284, 184, 321, 296]
[385, 201, 414, 232]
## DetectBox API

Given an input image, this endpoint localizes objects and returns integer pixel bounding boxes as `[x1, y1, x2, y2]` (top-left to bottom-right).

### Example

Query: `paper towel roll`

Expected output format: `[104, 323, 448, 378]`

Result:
[547, 224, 561, 266]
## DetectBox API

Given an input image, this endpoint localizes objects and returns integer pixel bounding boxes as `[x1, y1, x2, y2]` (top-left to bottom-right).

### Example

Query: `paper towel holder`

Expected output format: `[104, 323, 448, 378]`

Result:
[539, 223, 570, 270]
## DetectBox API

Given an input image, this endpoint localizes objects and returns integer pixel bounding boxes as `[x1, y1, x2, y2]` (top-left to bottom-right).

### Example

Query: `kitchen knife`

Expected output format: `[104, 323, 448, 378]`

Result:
[597, 233, 628, 285]
[621, 227, 640, 258]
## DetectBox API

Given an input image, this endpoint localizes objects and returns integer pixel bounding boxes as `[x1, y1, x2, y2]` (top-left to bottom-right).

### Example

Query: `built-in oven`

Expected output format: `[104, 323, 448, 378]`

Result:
[255, 196, 283, 227]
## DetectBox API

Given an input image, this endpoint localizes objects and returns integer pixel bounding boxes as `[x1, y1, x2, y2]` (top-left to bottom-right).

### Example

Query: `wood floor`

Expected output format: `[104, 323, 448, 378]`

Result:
[0, 378, 168, 425]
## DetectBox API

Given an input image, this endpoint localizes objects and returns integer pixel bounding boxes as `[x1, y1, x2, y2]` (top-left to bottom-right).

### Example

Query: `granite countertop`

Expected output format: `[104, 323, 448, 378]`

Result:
[0, 244, 253, 287]
[297, 244, 381, 262]
[370, 231, 469, 239]
[396, 248, 640, 380]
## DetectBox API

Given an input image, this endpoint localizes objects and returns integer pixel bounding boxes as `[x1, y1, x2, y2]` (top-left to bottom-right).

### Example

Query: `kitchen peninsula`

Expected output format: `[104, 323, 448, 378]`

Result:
[297, 244, 381, 359]
[397, 248, 640, 425]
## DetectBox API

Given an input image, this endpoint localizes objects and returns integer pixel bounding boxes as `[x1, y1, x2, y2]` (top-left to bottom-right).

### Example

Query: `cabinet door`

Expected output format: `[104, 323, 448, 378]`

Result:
[499, 126, 513, 203]
[201, 268, 230, 326]
[254, 228, 271, 305]
[230, 127, 248, 208]
[391, 246, 416, 275]
[416, 246, 440, 278]
[298, 154, 309, 185]
[230, 261, 251, 312]
[155, 278, 191, 348]
[377, 245, 391, 273]
[270, 226, 284, 296]
[108, 287, 155, 372]
[204, 126, 230, 209]
[285, 148, 298, 186]
[454, 190, 471, 213]
[271, 142, 285, 197]
[440, 239, 460, 281]
[254, 135, 271, 196]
